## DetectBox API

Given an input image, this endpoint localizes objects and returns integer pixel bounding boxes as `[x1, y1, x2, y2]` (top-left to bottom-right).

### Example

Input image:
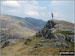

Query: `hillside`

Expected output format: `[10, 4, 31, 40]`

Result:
[1, 15, 46, 31]
[0, 15, 46, 45]
[1, 20, 75, 56]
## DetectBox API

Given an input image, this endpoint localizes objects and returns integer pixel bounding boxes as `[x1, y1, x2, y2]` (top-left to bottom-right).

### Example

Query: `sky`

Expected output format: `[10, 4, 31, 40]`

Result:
[1, 0, 75, 23]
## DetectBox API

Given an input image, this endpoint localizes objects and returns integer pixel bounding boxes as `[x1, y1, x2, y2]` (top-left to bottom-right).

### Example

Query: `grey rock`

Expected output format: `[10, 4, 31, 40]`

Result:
[51, 42, 61, 48]
[1, 41, 10, 48]
[61, 43, 70, 48]
[55, 34, 65, 40]
[42, 45, 48, 47]
[40, 40, 47, 43]
[49, 42, 70, 48]
[65, 35, 74, 43]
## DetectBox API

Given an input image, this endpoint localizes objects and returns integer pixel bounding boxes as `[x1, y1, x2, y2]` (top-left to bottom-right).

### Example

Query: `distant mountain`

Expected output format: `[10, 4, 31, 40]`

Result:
[0, 15, 46, 45]
[2, 15, 46, 31]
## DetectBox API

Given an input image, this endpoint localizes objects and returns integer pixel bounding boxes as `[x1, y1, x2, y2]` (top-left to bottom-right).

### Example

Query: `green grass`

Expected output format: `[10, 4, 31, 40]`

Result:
[65, 41, 70, 45]
[54, 31, 74, 35]
[45, 28, 49, 31]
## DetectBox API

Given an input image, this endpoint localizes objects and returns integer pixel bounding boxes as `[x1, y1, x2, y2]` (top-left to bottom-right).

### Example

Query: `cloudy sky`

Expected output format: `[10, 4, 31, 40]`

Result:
[1, 0, 74, 23]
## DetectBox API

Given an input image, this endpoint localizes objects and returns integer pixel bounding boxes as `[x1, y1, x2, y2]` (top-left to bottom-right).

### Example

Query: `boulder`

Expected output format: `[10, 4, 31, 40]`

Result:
[55, 34, 65, 40]
[24, 39, 32, 45]
[1, 41, 10, 48]
[49, 42, 70, 48]
[34, 43, 42, 48]
[61, 42, 70, 48]
[65, 35, 74, 43]
[51, 42, 61, 48]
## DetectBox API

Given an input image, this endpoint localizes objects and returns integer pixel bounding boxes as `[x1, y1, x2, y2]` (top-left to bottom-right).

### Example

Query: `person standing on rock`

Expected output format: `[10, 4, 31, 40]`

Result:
[51, 13, 53, 20]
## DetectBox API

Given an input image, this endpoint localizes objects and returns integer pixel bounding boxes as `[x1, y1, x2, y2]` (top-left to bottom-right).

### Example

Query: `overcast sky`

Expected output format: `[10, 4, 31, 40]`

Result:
[1, 0, 74, 23]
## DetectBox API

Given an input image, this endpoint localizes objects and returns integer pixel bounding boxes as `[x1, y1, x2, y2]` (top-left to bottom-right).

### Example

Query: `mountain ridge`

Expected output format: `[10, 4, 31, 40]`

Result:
[1, 15, 46, 31]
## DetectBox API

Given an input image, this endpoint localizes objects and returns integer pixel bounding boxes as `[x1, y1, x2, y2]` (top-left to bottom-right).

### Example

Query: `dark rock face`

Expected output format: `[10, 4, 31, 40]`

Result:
[44, 20, 56, 29]
[36, 20, 56, 39]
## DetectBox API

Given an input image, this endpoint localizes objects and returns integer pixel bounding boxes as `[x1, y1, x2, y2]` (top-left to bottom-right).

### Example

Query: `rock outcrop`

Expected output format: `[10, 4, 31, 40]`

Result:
[36, 20, 74, 48]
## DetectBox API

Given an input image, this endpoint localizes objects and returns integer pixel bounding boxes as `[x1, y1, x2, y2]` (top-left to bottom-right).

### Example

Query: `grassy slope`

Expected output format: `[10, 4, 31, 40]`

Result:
[1, 36, 74, 56]
[54, 31, 74, 35]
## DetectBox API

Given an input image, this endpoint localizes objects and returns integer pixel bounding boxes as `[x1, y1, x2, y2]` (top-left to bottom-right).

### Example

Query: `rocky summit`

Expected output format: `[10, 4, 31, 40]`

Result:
[36, 20, 74, 48]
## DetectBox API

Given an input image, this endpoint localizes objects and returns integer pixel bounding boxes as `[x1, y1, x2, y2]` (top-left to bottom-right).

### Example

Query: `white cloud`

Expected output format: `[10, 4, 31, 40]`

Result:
[51, 1, 61, 6]
[23, 1, 46, 17]
[9, 9, 17, 13]
[22, 1, 46, 10]
[2, 1, 20, 7]
[39, 6, 47, 11]
[1, 0, 47, 20]
[24, 10, 39, 17]
[23, 1, 39, 17]
[28, 1, 38, 6]
[41, 13, 46, 17]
